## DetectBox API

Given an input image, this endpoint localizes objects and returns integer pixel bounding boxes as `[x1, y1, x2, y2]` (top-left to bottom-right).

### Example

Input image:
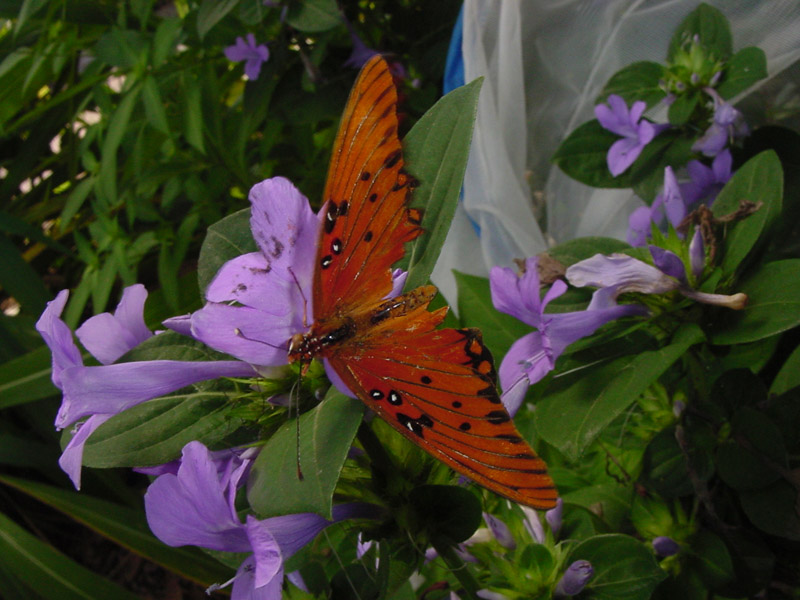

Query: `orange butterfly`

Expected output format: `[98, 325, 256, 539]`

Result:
[288, 55, 557, 509]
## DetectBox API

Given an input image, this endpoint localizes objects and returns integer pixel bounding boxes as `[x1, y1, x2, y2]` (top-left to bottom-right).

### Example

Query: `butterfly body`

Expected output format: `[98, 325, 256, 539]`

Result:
[288, 56, 557, 509]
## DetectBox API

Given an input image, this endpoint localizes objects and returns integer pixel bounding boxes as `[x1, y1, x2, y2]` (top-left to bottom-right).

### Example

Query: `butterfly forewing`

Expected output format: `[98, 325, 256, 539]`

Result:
[307, 56, 557, 509]
[314, 56, 421, 323]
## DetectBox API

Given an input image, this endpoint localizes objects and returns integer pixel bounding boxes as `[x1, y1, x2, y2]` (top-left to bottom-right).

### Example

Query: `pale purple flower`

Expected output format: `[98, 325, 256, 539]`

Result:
[35, 287, 255, 489]
[224, 33, 270, 80]
[595, 94, 668, 176]
[490, 257, 647, 415]
[566, 240, 747, 309]
[681, 149, 732, 207]
[555, 560, 594, 596]
[144, 441, 381, 600]
[483, 513, 516, 549]
[342, 17, 378, 69]
[627, 166, 690, 247]
[165, 177, 406, 397]
[521, 505, 546, 544]
[627, 205, 653, 247]
[653, 536, 680, 557]
[693, 88, 749, 157]
[546, 497, 564, 537]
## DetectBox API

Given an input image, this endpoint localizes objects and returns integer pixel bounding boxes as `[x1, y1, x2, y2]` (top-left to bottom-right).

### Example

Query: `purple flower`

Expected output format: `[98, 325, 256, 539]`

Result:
[546, 497, 564, 537]
[490, 257, 646, 415]
[681, 149, 732, 208]
[342, 17, 378, 69]
[224, 33, 270, 80]
[627, 166, 689, 247]
[144, 441, 381, 600]
[566, 239, 747, 309]
[35, 287, 255, 489]
[595, 94, 668, 177]
[555, 560, 594, 596]
[483, 513, 516, 550]
[692, 88, 749, 157]
[521, 505, 546, 544]
[164, 177, 406, 397]
[652, 536, 680, 557]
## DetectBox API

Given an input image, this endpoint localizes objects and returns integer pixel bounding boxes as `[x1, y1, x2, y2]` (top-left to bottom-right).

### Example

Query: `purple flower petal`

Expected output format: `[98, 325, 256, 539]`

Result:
[661, 167, 686, 228]
[56, 360, 256, 428]
[483, 512, 516, 550]
[498, 331, 552, 416]
[546, 498, 563, 537]
[627, 205, 653, 247]
[607, 136, 642, 177]
[595, 95, 667, 176]
[689, 228, 705, 279]
[35, 290, 82, 388]
[244, 516, 283, 588]
[566, 254, 678, 296]
[230, 554, 283, 600]
[521, 506, 546, 544]
[58, 414, 111, 489]
[648, 246, 687, 283]
[653, 536, 680, 557]
[225, 34, 270, 81]
[555, 560, 594, 596]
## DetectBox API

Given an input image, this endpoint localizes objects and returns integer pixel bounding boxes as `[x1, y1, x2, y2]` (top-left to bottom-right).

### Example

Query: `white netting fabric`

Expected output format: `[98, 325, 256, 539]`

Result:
[432, 0, 800, 304]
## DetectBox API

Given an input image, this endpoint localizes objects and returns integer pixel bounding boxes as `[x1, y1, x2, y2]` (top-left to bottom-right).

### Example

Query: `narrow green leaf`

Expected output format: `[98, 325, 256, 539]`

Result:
[569, 534, 665, 600]
[536, 324, 704, 460]
[710, 260, 800, 345]
[285, 0, 342, 32]
[717, 46, 768, 99]
[0, 345, 57, 409]
[454, 270, 530, 362]
[712, 150, 783, 275]
[0, 511, 140, 600]
[197, 208, 255, 294]
[0, 475, 233, 587]
[151, 18, 182, 65]
[770, 343, 800, 396]
[197, 0, 239, 38]
[141, 75, 170, 135]
[401, 77, 482, 291]
[183, 72, 205, 153]
[98, 83, 141, 204]
[60, 177, 94, 225]
[247, 390, 364, 519]
[0, 233, 49, 314]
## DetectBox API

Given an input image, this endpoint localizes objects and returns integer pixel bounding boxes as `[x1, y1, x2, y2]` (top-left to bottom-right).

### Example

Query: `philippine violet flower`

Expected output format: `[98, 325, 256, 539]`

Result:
[653, 535, 681, 558]
[145, 441, 381, 600]
[566, 231, 747, 310]
[224, 33, 270, 80]
[681, 148, 733, 208]
[554, 560, 594, 597]
[164, 177, 405, 397]
[595, 94, 668, 177]
[35, 286, 256, 489]
[692, 88, 749, 157]
[627, 166, 687, 247]
[490, 257, 647, 416]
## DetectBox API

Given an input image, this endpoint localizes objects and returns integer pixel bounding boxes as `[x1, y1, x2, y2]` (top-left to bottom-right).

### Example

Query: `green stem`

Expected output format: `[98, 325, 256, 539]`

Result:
[432, 539, 482, 600]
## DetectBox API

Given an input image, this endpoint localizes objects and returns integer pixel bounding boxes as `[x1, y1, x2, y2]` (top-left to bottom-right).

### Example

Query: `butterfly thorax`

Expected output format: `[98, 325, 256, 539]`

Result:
[287, 285, 440, 365]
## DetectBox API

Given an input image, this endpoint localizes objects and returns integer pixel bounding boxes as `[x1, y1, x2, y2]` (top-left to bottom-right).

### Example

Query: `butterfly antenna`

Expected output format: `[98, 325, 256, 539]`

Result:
[287, 267, 310, 328]
[322, 528, 365, 600]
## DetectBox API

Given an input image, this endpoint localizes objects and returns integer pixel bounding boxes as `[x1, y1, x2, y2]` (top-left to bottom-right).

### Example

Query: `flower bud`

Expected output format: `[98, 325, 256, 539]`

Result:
[653, 536, 680, 557]
[555, 560, 594, 596]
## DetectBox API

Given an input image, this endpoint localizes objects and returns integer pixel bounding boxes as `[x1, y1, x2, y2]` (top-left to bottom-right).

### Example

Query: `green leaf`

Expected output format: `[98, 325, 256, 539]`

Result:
[600, 61, 666, 108]
[196, 0, 239, 38]
[197, 208, 256, 294]
[569, 534, 665, 600]
[401, 77, 482, 291]
[82, 389, 239, 468]
[141, 75, 170, 135]
[739, 480, 800, 541]
[151, 18, 181, 65]
[717, 46, 768, 99]
[667, 90, 699, 126]
[710, 260, 800, 345]
[247, 390, 364, 519]
[0, 345, 57, 409]
[552, 119, 628, 189]
[712, 150, 783, 276]
[94, 29, 148, 69]
[454, 270, 529, 362]
[667, 3, 732, 62]
[182, 72, 205, 154]
[0, 510, 140, 600]
[0, 232, 49, 314]
[686, 530, 734, 589]
[285, 0, 342, 32]
[0, 475, 233, 587]
[408, 484, 481, 544]
[717, 407, 786, 491]
[98, 83, 141, 205]
[536, 324, 704, 460]
[770, 343, 800, 396]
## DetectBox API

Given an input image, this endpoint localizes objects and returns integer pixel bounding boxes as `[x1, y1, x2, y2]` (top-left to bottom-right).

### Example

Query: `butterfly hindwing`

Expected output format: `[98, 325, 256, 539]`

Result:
[329, 314, 557, 509]
[314, 56, 422, 322]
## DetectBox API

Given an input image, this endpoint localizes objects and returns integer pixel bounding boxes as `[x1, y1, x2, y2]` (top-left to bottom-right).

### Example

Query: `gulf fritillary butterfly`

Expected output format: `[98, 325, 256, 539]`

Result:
[288, 56, 557, 509]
